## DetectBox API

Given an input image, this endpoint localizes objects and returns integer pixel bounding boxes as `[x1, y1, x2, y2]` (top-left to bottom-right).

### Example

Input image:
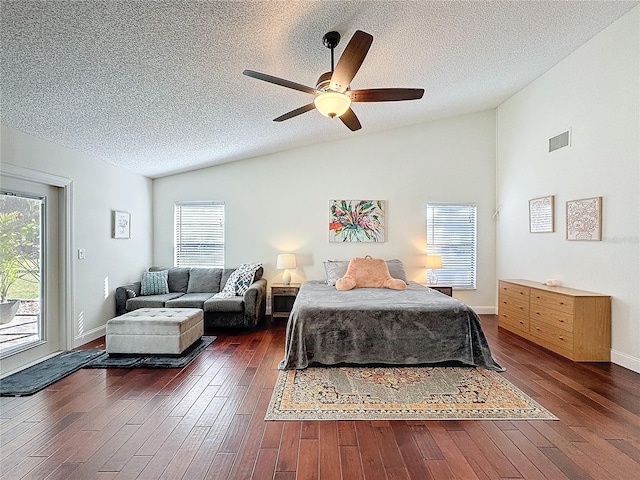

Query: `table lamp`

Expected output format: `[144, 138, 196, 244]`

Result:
[426, 255, 442, 285]
[276, 253, 296, 285]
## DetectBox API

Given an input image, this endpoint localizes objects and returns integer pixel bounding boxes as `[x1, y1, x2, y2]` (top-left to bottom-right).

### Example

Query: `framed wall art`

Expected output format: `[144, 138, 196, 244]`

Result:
[329, 200, 385, 242]
[566, 197, 602, 241]
[529, 195, 555, 233]
[112, 210, 131, 239]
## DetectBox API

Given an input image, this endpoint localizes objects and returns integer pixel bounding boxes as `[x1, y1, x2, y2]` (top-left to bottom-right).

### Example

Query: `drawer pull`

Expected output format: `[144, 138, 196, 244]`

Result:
[535, 327, 540, 331]
[559, 302, 565, 305]
[559, 336, 564, 341]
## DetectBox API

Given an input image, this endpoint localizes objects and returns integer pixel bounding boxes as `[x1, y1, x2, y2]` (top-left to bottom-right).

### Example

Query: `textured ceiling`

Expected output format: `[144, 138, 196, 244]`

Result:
[1, 1, 637, 178]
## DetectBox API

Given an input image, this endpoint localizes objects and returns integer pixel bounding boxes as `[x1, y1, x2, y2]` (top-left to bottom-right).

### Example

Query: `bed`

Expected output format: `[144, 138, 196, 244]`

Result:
[278, 280, 503, 371]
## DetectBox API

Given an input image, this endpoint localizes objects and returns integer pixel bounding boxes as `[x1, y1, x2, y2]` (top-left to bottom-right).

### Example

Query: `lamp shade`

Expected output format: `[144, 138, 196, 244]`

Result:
[276, 253, 297, 270]
[426, 255, 442, 269]
[314, 91, 351, 118]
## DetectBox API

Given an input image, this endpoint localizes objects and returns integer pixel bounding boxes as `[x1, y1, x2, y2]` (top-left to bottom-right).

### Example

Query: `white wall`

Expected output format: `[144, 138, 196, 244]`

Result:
[153, 110, 497, 310]
[496, 7, 640, 372]
[1, 125, 153, 350]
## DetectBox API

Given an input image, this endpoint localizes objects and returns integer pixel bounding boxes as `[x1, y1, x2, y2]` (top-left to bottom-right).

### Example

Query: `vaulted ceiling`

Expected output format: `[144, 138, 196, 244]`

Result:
[2, 1, 637, 178]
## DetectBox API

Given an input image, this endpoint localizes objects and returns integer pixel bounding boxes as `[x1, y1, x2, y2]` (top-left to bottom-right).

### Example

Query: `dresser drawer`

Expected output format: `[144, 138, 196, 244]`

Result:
[530, 303, 573, 332]
[272, 287, 299, 295]
[530, 289, 574, 315]
[499, 281, 530, 301]
[499, 307, 529, 333]
[530, 318, 574, 354]
[499, 294, 529, 316]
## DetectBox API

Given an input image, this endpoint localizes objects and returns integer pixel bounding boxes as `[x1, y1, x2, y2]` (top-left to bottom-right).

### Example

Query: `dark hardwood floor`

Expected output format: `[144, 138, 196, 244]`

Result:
[1, 315, 639, 479]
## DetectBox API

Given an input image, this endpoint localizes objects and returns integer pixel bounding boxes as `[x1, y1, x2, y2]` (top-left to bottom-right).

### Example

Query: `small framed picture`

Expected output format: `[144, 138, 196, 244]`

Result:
[529, 195, 555, 233]
[566, 197, 602, 241]
[112, 210, 131, 239]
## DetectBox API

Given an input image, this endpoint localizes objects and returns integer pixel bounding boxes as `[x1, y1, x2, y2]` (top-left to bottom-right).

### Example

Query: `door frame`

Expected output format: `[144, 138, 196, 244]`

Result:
[0, 163, 73, 351]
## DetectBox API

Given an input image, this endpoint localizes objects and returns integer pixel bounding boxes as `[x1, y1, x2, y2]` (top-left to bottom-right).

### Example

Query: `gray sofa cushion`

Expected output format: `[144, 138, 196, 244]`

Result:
[204, 296, 244, 313]
[187, 268, 222, 293]
[166, 293, 213, 309]
[220, 268, 237, 291]
[253, 266, 264, 280]
[150, 266, 190, 293]
[126, 292, 184, 310]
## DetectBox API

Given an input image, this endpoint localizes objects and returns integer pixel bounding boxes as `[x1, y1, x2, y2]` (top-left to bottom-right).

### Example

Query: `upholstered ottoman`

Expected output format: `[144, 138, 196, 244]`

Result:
[106, 308, 204, 355]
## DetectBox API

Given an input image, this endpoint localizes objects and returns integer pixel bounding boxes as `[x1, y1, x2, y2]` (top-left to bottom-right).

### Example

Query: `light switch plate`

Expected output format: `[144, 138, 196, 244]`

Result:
[78, 248, 85, 260]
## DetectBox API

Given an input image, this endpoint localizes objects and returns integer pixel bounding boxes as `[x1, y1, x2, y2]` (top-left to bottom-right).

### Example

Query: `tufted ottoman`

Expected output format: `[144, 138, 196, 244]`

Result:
[106, 308, 204, 355]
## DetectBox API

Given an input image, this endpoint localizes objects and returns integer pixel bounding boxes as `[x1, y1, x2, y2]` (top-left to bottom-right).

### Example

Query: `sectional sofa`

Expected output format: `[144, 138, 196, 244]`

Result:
[115, 266, 267, 329]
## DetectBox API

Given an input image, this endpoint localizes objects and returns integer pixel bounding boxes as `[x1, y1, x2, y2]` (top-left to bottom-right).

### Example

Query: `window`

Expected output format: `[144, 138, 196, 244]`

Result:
[174, 201, 225, 267]
[426, 202, 477, 289]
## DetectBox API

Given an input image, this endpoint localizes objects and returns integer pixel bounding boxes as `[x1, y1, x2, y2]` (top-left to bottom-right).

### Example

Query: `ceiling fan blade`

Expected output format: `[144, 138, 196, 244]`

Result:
[339, 108, 362, 131]
[243, 70, 319, 95]
[348, 88, 425, 102]
[273, 103, 316, 122]
[329, 31, 373, 93]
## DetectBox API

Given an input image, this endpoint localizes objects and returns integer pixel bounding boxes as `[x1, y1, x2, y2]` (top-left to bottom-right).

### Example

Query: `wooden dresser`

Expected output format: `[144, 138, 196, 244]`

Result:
[498, 279, 611, 361]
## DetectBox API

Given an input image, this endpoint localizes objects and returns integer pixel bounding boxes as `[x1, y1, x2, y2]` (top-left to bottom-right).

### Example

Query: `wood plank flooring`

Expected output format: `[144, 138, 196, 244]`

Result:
[1, 315, 639, 479]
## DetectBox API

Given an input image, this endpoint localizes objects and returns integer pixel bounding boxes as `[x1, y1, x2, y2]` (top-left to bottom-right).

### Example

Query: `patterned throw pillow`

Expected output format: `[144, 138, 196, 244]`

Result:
[125, 289, 137, 299]
[214, 263, 262, 298]
[140, 270, 169, 295]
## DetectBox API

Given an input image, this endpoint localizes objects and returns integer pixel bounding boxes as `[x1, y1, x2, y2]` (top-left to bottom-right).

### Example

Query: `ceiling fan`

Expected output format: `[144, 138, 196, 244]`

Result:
[243, 30, 424, 131]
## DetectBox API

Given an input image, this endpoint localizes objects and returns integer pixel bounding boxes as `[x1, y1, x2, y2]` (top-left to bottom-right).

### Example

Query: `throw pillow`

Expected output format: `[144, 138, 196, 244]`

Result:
[386, 259, 409, 284]
[214, 263, 262, 298]
[324, 260, 349, 286]
[125, 289, 137, 299]
[336, 256, 406, 291]
[140, 270, 169, 295]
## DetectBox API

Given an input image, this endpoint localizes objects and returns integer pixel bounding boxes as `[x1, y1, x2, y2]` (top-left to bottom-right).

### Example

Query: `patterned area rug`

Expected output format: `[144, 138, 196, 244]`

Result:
[265, 366, 557, 421]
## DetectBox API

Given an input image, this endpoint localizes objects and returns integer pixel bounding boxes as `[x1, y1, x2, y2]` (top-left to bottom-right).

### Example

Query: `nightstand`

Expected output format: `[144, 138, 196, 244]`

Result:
[428, 285, 453, 296]
[271, 284, 300, 321]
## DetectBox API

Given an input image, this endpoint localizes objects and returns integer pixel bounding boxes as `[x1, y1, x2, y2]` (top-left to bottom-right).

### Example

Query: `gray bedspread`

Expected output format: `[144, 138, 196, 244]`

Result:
[278, 281, 503, 371]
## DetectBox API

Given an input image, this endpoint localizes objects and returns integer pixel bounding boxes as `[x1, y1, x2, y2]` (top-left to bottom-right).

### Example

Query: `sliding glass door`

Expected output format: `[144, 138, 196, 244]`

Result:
[0, 176, 61, 374]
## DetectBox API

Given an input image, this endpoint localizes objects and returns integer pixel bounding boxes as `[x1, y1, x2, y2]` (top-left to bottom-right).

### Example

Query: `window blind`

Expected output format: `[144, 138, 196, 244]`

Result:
[174, 201, 225, 267]
[426, 202, 477, 289]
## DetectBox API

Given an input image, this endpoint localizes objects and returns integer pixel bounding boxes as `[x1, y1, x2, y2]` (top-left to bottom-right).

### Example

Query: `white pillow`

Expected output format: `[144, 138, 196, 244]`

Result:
[324, 260, 349, 286]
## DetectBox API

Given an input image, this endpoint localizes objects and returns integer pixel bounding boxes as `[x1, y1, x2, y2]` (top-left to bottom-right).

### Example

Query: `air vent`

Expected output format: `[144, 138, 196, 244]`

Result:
[549, 130, 570, 152]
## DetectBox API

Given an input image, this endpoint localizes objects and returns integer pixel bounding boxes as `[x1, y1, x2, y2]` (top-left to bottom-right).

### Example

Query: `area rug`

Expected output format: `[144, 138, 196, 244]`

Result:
[265, 366, 557, 421]
[83, 336, 215, 369]
[0, 350, 104, 397]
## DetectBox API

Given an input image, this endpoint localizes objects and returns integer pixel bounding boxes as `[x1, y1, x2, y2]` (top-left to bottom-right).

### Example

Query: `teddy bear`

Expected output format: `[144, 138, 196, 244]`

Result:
[335, 255, 406, 291]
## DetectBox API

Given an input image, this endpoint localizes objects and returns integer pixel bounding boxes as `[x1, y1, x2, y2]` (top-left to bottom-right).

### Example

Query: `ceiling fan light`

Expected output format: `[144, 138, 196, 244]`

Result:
[314, 91, 351, 118]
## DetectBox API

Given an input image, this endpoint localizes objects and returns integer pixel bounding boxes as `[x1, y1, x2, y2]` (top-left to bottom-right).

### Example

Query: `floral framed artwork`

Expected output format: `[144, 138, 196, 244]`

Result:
[529, 195, 555, 233]
[329, 200, 385, 242]
[112, 210, 131, 239]
[566, 197, 602, 241]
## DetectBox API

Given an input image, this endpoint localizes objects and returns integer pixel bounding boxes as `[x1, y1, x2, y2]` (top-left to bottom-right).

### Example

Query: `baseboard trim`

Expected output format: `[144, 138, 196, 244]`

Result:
[74, 325, 106, 348]
[610, 349, 640, 374]
[472, 306, 498, 315]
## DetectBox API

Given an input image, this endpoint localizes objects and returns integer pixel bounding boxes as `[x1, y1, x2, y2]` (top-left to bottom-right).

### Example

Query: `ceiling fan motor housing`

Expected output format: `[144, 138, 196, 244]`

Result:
[315, 72, 333, 91]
